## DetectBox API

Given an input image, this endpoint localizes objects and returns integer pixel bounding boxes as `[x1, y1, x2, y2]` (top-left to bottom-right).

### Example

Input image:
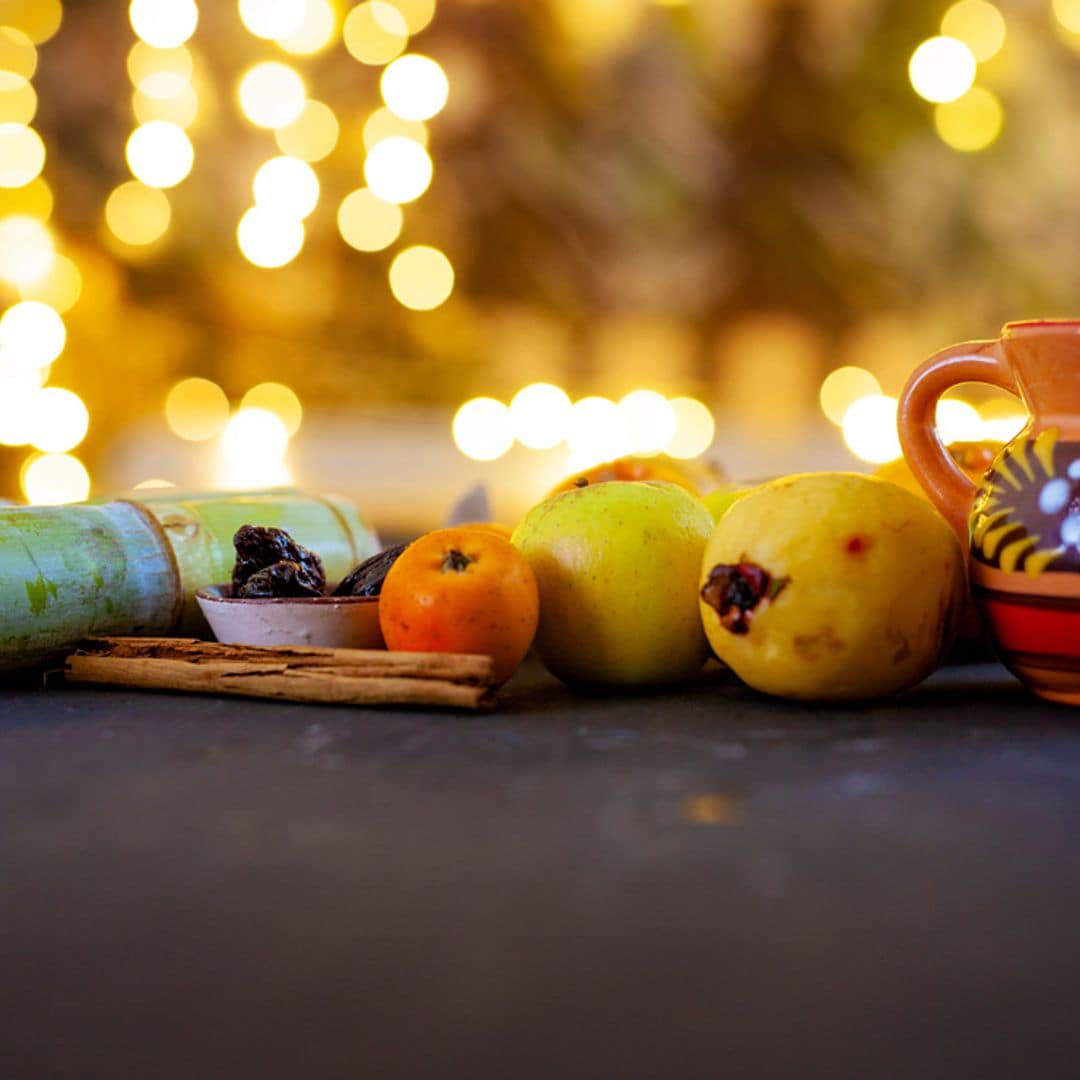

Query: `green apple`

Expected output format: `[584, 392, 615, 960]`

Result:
[702, 483, 753, 524]
[512, 480, 714, 687]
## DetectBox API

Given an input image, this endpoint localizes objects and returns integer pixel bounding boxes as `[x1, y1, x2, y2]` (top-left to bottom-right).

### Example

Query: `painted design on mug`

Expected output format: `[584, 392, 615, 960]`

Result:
[970, 428, 1080, 577]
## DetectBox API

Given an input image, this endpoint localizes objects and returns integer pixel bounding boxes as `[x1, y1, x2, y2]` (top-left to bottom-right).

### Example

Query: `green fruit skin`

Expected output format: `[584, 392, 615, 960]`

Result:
[698, 472, 966, 702]
[702, 484, 752, 524]
[512, 481, 714, 687]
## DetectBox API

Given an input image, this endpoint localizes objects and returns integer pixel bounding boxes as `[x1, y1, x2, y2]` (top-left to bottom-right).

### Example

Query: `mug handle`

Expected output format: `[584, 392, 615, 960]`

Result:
[897, 339, 1018, 540]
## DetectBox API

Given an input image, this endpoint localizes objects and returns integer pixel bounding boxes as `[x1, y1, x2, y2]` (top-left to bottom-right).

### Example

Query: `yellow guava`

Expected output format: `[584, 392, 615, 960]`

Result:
[513, 480, 714, 686]
[698, 473, 966, 701]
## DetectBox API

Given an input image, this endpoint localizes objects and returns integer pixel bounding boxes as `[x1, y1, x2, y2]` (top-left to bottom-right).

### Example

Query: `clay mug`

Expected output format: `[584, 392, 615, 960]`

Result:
[898, 319, 1080, 705]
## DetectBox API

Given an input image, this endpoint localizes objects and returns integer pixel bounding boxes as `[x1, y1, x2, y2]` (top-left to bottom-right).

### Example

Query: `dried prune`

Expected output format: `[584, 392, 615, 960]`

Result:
[332, 542, 408, 597]
[232, 525, 325, 593]
[237, 560, 325, 599]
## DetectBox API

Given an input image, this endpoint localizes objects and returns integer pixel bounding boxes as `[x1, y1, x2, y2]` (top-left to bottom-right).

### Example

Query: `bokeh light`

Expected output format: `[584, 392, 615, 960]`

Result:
[0, 381, 37, 445]
[0, 26, 37, 79]
[125, 121, 194, 188]
[0, 176, 52, 220]
[165, 377, 230, 441]
[0, 215, 53, 287]
[941, 0, 1006, 63]
[509, 383, 572, 449]
[936, 399, 982, 444]
[452, 398, 514, 461]
[17, 254, 82, 313]
[0, 301, 65, 369]
[567, 396, 632, 470]
[237, 61, 307, 129]
[236, 206, 305, 268]
[133, 81, 199, 128]
[128, 0, 199, 49]
[362, 106, 428, 151]
[28, 387, 89, 453]
[363, 136, 433, 203]
[909, 36, 977, 104]
[252, 156, 320, 220]
[819, 365, 882, 425]
[218, 407, 293, 489]
[238, 0, 306, 40]
[618, 389, 676, 455]
[105, 181, 172, 246]
[127, 42, 193, 86]
[841, 395, 902, 464]
[343, 1, 408, 66]
[21, 453, 90, 506]
[240, 381, 303, 436]
[934, 86, 1003, 152]
[666, 397, 716, 459]
[0, 73, 36, 125]
[0, 123, 45, 187]
[388, 245, 454, 310]
[393, 0, 436, 34]
[381, 54, 449, 122]
[1, 0, 63, 44]
[278, 0, 337, 55]
[274, 99, 339, 161]
[337, 187, 403, 252]
[1053, 0, 1080, 34]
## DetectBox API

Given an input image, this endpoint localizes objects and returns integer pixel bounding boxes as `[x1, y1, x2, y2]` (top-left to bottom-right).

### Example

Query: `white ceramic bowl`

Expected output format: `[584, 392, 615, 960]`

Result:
[195, 585, 384, 649]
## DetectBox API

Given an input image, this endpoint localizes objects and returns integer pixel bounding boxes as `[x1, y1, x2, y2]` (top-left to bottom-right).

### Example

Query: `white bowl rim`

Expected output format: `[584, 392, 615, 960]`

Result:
[196, 583, 379, 606]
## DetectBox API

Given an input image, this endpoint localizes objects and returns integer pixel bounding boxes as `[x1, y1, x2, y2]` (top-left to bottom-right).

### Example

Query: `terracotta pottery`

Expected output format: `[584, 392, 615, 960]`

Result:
[899, 319, 1080, 705]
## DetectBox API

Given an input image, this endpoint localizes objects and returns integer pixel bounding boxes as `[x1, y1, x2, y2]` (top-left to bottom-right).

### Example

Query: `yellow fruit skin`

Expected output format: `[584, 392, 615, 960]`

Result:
[699, 473, 966, 702]
[513, 481, 714, 687]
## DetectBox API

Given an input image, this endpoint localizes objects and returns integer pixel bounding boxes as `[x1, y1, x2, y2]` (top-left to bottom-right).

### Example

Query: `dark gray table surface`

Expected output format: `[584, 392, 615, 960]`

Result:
[3, 659, 1080, 1079]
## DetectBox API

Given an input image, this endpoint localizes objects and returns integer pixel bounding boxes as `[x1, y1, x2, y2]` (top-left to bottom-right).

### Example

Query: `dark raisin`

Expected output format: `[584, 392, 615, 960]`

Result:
[332, 542, 408, 597]
[700, 560, 789, 635]
[237, 560, 325, 599]
[232, 525, 325, 593]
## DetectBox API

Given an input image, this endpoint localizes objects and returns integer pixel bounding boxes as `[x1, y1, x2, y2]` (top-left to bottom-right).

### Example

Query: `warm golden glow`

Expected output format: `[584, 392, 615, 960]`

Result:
[666, 397, 716, 459]
[941, 0, 1006, 62]
[274, 99, 339, 161]
[105, 181, 172, 246]
[18, 254, 82, 313]
[236, 206, 305, 268]
[363, 136, 432, 203]
[936, 399, 982, 444]
[381, 54, 449, 122]
[0, 214, 53, 287]
[125, 121, 194, 188]
[238, 0, 306, 40]
[842, 395, 902, 464]
[128, 0, 199, 49]
[393, 0, 436, 34]
[28, 387, 89, 453]
[240, 381, 303, 436]
[132, 478, 176, 489]
[237, 61, 307, 130]
[362, 106, 428, 151]
[133, 81, 199, 128]
[278, 0, 338, 55]
[337, 187, 403, 252]
[618, 389, 676, 456]
[343, 1, 408, 66]
[508, 383, 572, 449]
[252, 156, 320, 220]
[388, 245, 454, 310]
[0, 72, 36, 125]
[127, 42, 193, 86]
[22, 452, 91, 506]
[0, 123, 45, 188]
[165, 377, 230, 441]
[0, 300, 65, 369]
[0, 26, 37, 80]
[0, 381, 37, 446]
[452, 397, 514, 461]
[934, 86, 1003, 152]
[2, 0, 63, 44]
[819, 365, 882, 426]
[1054, 0, 1080, 33]
[218, 407, 293, 490]
[0, 177, 52, 220]
[909, 36, 977, 104]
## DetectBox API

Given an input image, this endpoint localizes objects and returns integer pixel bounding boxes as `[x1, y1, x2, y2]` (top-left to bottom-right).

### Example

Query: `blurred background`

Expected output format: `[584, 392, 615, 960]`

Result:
[0, 0, 1074, 532]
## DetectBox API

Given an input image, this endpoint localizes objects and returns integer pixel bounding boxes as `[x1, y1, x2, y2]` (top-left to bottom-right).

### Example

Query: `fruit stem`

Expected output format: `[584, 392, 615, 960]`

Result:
[441, 548, 474, 573]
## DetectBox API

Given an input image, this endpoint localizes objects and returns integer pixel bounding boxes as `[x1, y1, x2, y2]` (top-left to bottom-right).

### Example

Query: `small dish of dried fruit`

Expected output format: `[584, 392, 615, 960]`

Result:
[195, 526, 407, 649]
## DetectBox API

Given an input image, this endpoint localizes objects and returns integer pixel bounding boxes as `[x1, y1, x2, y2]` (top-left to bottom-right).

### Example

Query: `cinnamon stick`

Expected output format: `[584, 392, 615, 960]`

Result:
[62, 637, 497, 710]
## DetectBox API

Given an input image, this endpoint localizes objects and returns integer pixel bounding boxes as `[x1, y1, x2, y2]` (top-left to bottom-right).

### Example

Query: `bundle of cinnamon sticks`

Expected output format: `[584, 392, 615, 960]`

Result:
[63, 637, 497, 710]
